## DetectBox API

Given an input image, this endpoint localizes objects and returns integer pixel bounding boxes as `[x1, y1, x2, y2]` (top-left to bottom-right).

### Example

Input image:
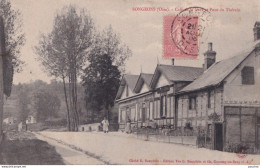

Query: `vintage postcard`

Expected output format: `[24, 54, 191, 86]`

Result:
[0, 0, 259, 166]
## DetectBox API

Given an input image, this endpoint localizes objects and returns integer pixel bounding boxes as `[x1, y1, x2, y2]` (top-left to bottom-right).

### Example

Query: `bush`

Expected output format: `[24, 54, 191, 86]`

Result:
[224, 142, 250, 153]
[197, 136, 211, 148]
[44, 119, 67, 127]
[108, 123, 119, 131]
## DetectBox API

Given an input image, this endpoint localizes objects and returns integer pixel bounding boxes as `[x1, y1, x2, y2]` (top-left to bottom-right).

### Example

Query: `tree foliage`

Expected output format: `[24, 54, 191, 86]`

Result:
[17, 84, 31, 123]
[35, 5, 93, 78]
[35, 5, 132, 128]
[34, 5, 95, 131]
[82, 54, 120, 122]
[33, 90, 61, 122]
[0, 0, 25, 70]
[14, 79, 68, 124]
[90, 26, 131, 73]
[0, 0, 25, 97]
[82, 26, 131, 123]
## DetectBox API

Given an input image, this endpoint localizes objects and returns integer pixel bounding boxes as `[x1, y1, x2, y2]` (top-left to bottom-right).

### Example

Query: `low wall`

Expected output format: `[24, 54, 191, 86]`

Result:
[137, 134, 198, 147]
[79, 123, 101, 132]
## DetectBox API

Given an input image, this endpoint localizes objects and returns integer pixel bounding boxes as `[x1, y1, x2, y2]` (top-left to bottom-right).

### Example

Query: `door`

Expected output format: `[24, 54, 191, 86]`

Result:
[215, 123, 223, 151]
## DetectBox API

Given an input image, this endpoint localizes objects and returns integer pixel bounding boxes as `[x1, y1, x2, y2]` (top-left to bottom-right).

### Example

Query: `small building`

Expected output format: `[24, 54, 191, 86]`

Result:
[26, 115, 36, 124]
[176, 22, 260, 152]
[3, 117, 16, 125]
[79, 123, 101, 132]
[79, 124, 91, 132]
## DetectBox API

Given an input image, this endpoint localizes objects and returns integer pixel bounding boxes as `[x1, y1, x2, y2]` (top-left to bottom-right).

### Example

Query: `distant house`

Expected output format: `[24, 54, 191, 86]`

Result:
[3, 117, 16, 125]
[26, 115, 36, 124]
[79, 123, 101, 132]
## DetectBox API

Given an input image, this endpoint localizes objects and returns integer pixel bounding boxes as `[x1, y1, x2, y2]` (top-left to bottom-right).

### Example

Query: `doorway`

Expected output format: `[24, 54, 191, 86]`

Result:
[214, 123, 223, 151]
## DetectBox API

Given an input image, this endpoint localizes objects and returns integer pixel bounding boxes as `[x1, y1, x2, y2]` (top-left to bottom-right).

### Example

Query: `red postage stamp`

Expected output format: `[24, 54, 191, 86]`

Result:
[163, 7, 213, 59]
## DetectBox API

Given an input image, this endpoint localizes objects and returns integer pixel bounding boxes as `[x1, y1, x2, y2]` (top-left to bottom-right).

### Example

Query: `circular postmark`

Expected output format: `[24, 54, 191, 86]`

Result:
[171, 7, 213, 56]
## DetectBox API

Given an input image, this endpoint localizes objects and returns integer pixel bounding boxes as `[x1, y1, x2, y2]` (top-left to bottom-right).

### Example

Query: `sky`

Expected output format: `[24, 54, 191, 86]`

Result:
[10, 0, 260, 84]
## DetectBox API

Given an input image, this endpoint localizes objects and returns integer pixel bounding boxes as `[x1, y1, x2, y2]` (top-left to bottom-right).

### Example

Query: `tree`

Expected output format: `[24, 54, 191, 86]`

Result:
[81, 26, 131, 123]
[33, 90, 61, 122]
[17, 84, 31, 123]
[34, 5, 94, 131]
[0, 0, 25, 97]
[82, 54, 120, 122]
[0, 0, 24, 139]
[90, 26, 131, 73]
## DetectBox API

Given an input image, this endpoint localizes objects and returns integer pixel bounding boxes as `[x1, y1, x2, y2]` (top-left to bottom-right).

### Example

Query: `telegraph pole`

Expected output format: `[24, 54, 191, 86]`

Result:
[0, 16, 5, 143]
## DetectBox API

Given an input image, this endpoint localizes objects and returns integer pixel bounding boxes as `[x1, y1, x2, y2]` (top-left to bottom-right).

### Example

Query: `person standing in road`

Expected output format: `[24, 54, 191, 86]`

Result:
[101, 117, 109, 133]
[125, 119, 132, 134]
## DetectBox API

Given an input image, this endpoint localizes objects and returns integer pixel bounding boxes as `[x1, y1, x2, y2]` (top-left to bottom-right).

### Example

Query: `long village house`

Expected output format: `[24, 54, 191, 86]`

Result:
[115, 22, 260, 152]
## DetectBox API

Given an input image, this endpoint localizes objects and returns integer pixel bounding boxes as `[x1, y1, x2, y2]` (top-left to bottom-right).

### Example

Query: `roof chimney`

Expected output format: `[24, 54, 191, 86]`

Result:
[254, 22, 260, 41]
[203, 42, 216, 70]
[208, 42, 212, 51]
[171, 58, 174, 65]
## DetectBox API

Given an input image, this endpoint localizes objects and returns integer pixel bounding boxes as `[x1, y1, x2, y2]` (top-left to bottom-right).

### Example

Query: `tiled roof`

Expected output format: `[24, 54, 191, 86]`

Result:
[179, 47, 254, 93]
[141, 73, 153, 85]
[115, 74, 139, 100]
[158, 65, 204, 82]
[124, 74, 139, 91]
[133, 73, 153, 93]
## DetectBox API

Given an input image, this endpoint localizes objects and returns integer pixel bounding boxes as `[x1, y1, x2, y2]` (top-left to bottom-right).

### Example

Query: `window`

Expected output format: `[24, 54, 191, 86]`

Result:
[156, 100, 160, 118]
[208, 91, 211, 108]
[185, 122, 192, 129]
[126, 107, 130, 121]
[157, 100, 160, 118]
[146, 105, 150, 120]
[242, 66, 254, 85]
[225, 107, 240, 115]
[167, 97, 171, 117]
[154, 101, 157, 118]
[135, 104, 138, 121]
[160, 95, 167, 117]
[141, 103, 146, 122]
[149, 101, 153, 120]
[189, 96, 196, 110]
[208, 124, 212, 135]
[171, 97, 175, 118]
[160, 96, 164, 117]
[130, 108, 136, 122]
[120, 110, 126, 122]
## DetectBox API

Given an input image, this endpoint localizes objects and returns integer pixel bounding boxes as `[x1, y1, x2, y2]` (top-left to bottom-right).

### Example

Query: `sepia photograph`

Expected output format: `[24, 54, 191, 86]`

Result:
[0, 0, 259, 166]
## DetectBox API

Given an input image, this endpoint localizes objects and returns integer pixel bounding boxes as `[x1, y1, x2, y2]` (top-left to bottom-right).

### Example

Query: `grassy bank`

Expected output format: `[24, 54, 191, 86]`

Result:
[0, 131, 65, 165]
